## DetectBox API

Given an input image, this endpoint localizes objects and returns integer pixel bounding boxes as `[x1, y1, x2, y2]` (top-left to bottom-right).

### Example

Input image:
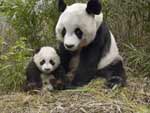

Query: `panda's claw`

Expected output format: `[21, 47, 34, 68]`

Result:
[106, 76, 125, 89]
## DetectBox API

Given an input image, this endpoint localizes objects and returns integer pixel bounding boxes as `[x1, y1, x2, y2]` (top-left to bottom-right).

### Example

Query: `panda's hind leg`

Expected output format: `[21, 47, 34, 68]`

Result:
[98, 59, 126, 88]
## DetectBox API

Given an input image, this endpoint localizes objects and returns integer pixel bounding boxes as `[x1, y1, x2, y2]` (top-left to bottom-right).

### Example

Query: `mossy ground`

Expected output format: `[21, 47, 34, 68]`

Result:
[0, 76, 150, 113]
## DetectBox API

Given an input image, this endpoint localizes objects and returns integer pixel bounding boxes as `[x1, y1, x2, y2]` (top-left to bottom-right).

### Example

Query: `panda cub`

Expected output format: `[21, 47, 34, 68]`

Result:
[56, 0, 126, 88]
[24, 46, 65, 91]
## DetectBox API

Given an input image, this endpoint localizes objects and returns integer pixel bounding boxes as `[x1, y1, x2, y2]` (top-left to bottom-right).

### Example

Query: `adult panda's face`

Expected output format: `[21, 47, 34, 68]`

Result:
[33, 47, 60, 74]
[56, 0, 102, 51]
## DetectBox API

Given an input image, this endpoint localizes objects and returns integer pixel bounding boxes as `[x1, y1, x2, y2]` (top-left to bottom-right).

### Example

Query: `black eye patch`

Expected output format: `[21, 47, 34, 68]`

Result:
[40, 60, 45, 65]
[49, 60, 55, 66]
[75, 28, 83, 39]
[61, 27, 66, 37]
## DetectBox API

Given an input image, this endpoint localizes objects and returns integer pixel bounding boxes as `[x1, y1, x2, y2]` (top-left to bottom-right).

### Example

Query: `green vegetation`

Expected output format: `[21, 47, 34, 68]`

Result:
[0, 0, 150, 112]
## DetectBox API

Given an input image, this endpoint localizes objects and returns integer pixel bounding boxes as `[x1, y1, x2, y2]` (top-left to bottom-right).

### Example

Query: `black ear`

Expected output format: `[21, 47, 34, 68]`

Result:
[86, 0, 102, 15]
[58, 0, 66, 12]
[34, 48, 41, 54]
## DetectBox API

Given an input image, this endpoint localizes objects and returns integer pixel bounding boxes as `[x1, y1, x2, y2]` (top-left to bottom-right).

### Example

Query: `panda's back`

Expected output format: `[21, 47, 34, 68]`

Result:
[94, 21, 122, 70]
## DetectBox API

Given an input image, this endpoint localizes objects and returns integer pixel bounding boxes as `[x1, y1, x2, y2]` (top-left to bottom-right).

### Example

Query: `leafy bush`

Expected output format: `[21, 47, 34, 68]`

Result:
[2, 0, 59, 48]
[103, 0, 150, 77]
[124, 44, 150, 77]
[103, 0, 150, 38]
[0, 37, 32, 92]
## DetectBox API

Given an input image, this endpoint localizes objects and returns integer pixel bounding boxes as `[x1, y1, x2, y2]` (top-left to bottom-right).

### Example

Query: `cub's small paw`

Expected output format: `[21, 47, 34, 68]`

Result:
[64, 81, 79, 89]
[54, 84, 65, 90]
[54, 80, 65, 90]
[106, 76, 125, 89]
[23, 82, 42, 92]
[64, 82, 73, 89]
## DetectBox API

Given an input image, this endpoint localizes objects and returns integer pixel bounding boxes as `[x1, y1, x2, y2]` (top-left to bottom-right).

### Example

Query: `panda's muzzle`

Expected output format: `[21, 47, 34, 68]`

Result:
[44, 68, 51, 72]
[65, 44, 74, 49]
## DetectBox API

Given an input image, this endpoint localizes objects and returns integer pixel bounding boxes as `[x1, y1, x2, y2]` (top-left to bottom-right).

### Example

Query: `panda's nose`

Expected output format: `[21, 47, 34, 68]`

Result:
[44, 68, 51, 71]
[65, 44, 74, 49]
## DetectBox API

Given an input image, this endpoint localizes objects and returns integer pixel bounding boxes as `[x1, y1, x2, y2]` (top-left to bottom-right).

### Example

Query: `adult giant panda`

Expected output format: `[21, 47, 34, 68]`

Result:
[55, 0, 126, 88]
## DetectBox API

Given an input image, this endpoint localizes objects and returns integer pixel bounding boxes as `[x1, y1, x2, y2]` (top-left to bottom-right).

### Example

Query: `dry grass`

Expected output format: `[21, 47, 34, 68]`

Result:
[0, 76, 150, 113]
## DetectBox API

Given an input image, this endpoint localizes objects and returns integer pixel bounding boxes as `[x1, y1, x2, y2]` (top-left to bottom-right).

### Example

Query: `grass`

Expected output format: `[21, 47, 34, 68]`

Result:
[0, 76, 150, 113]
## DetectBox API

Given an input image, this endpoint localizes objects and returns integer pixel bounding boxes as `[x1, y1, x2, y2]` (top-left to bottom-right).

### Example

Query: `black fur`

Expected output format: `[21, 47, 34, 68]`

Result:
[97, 60, 126, 88]
[59, 22, 126, 88]
[58, 0, 66, 12]
[72, 22, 111, 86]
[23, 60, 42, 91]
[34, 48, 41, 54]
[86, 0, 102, 15]
[58, 43, 77, 73]
[51, 65, 66, 90]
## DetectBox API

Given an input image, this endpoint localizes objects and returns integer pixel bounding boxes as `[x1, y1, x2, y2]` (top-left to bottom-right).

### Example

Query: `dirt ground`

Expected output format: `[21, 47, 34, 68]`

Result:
[0, 77, 150, 113]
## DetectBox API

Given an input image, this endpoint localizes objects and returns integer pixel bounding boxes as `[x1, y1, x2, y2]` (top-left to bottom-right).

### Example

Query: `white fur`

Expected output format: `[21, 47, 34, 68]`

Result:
[33, 46, 60, 73]
[95, 13, 103, 29]
[97, 32, 122, 69]
[55, 3, 103, 51]
[41, 73, 54, 91]
[64, 33, 80, 51]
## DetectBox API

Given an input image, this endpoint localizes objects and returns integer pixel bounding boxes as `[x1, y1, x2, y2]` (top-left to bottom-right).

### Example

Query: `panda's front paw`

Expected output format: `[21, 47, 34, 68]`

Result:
[53, 80, 65, 90]
[23, 82, 41, 92]
[64, 82, 73, 89]
[106, 76, 125, 89]
[55, 83, 65, 90]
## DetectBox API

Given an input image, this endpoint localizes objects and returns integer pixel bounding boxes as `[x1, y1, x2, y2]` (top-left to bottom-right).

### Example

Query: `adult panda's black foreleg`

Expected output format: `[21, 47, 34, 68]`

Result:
[98, 59, 126, 88]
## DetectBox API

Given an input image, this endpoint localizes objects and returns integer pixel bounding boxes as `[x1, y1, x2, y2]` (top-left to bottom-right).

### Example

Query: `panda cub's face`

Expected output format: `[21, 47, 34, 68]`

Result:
[33, 47, 60, 74]
[56, 3, 98, 51]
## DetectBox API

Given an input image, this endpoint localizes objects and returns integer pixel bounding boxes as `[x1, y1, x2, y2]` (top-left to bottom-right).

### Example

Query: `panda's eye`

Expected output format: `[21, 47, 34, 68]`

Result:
[75, 28, 83, 39]
[61, 27, 66, 37]
[49, 60, 55, 66]
[40, 60, 45, 65]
